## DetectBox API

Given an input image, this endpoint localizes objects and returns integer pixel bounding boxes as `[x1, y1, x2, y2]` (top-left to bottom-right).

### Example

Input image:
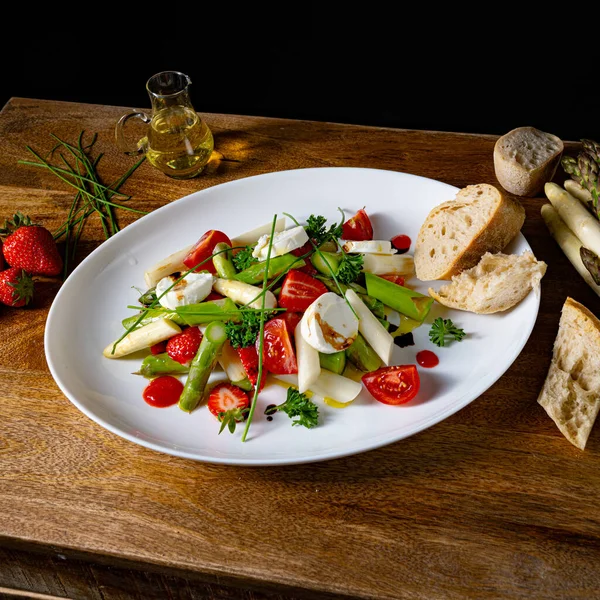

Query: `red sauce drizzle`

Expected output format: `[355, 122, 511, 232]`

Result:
[416, 350, 439, 368]
[143, 376, 184, 408]
[391, 234, 411, 254]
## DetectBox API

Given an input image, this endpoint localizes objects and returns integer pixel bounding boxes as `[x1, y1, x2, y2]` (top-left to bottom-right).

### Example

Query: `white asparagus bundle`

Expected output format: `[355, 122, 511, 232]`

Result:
[541, 204, 600, 297]
[564, 179, 594, 207]
[103, 318, 181, 358]
[545, 182, 600, 258]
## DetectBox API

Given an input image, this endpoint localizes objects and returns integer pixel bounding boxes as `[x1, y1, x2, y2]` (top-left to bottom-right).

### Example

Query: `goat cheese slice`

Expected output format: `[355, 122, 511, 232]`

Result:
[300, 292, 358, 354]
[156, 272, 214, 310]
[252, 226, 309, 261]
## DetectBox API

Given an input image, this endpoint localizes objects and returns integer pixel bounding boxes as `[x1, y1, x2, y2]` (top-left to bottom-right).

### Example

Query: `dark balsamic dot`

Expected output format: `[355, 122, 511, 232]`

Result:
[266, 416, 273, 422]
[394, 332, 415, 348]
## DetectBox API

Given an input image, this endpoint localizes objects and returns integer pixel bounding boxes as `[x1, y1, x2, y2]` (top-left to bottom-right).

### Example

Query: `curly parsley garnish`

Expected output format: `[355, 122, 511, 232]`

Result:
[232, 246, 257, 271]
[428, 317, 466, 347]
[225, 310, 266, 349]
[305, 213, 343, 246]
[336, 253, 364, 284]
[265, 387, 319, 429]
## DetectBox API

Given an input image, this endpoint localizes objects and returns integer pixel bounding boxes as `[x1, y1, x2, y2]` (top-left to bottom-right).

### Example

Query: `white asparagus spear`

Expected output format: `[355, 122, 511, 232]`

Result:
[564, 179, 594, 207]
[345, 289, 394, 365]
[295, 319, 321, 393]
[541, 204, 600, 297]
[545, 182, 600, 258]
[144, 246, 193, 288]
[103, 319, 181, 358]
[212, 278, 277, 310]
[274, 371, 362, 404]
[361, 253, 414, 276]
[230, 217, 286, 247]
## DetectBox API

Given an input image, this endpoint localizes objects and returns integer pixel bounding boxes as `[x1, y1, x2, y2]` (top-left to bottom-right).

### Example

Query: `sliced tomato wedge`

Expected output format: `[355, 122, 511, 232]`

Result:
[379, 274, 405, 287]
[279, 311, 302, 336]
[342, 208, 373, 241]
[258, 318, 298, 374]
[362, 365, 420, 405]
[278, 269, 328, 313]
[183, 230, 232, 274]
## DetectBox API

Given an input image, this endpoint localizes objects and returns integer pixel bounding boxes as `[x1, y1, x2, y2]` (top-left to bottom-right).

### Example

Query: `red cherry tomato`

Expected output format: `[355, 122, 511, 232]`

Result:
[183, 230, 232, 274]
[391, 234, 411, 254]
[342, 209, 373, 241]
[362, 365, 420, 405]
[278, 269, 328, 313]
[258, 318, 298, 375]
[143, 376, 183, 408]
[379, 274, 405, 287]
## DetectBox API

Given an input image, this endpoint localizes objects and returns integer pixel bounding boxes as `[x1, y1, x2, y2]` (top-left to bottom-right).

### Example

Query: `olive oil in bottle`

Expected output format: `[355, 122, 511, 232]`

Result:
[144, 106, 214, 179]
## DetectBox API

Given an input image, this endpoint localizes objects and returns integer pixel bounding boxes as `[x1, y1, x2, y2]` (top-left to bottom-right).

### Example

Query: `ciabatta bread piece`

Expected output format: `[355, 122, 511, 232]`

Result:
[428, 251, 546, 314]
[538, 297, 600, 450]
[494, 126, 564, 197]
[414, 183, 525, 281]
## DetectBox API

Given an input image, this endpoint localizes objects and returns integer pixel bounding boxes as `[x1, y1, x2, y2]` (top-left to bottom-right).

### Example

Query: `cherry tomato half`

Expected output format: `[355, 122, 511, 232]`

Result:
[279, 311, 303, 336]
[342, 209, 373, 241]
[183, 230, 232, 274]
[362, 365, 420, 405]
[379, 274, 405, 287]
[258, 318, 298, 375]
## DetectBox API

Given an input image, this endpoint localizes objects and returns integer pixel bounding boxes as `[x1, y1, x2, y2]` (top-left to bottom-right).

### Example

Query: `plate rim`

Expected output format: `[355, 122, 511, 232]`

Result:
[44, 166, 540, 466]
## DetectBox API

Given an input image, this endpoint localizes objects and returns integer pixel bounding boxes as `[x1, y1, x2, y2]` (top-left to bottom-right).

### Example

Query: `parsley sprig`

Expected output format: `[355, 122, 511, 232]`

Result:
[232, 245, 257, 271]
[265, 388, 319, 429]
[305, 213, 343, 246]
[225, 309, 273, 349]
[429, 317, 466, 347]
[336, 252, 363, 284]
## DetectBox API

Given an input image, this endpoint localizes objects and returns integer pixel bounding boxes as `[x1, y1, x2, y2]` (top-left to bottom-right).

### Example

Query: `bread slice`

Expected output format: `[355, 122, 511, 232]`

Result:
[538, 297, 600, 450]
[494, 126, 564, 197]
[428, 251, 546, 314]
[414, 183, 525, 281]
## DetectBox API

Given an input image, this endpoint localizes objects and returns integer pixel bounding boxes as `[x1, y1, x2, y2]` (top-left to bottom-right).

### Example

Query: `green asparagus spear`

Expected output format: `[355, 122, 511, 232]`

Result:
[178, 321, 228, 413]
[345, 332, 382, 372]
[212, 242, 237, 279]
[562, 139, 600, 217]
[122, 298, 239, 330]
[138, 353, 189, 378]
[365, 272, 433, 322]
[234, 254, 305, 284]
[319, 351, 346, 375]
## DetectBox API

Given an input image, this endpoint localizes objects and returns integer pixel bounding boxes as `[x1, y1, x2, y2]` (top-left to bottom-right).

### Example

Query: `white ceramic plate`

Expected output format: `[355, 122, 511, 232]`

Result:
[45, 168, 539, 466]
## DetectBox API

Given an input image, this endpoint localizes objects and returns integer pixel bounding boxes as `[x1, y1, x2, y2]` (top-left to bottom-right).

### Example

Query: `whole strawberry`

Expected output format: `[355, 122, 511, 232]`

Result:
[0, 239, 4, 271]
[0, 267, 34, 307]
[0, 212, 62, 276]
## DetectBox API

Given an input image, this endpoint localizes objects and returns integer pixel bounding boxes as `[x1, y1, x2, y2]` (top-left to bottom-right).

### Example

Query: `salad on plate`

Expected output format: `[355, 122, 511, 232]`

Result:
[103, 208, 456, 441]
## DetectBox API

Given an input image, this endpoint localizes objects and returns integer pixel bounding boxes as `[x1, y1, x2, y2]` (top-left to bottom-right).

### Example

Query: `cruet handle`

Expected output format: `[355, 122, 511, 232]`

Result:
[115, 111, 151, 156]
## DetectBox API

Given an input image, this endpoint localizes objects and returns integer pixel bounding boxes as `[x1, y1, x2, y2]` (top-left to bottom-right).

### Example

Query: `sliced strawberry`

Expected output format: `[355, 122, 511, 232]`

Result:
[237, 345, 266, 391]
[205, 291, 225, 302]
[166, 326, 203, 365]
[207, 382, 250, 434]
[150, 341, 167, 355]
[278, 270, 328, 313]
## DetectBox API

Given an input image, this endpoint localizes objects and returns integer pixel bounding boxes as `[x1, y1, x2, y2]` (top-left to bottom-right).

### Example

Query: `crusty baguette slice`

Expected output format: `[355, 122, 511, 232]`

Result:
[428, 251, 546, 314]
[414, 183, 525, 281]
[538, 297, 600, 450]
[494, 126, 563, 197]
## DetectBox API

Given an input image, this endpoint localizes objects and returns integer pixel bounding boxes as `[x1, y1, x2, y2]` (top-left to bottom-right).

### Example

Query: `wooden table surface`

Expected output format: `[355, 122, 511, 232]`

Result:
[1, 97, 599, 600]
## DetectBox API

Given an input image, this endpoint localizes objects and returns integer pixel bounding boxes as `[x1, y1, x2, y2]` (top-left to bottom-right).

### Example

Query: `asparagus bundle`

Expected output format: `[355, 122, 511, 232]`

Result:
[562, 139, 600, 217]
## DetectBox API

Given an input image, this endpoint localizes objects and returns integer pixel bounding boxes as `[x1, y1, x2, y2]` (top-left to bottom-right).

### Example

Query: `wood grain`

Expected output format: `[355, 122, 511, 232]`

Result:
[1, 97, 599, 600]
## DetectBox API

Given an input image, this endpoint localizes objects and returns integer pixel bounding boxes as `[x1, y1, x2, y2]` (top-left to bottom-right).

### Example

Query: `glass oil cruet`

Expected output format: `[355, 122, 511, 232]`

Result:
[115, 71, 214, 179]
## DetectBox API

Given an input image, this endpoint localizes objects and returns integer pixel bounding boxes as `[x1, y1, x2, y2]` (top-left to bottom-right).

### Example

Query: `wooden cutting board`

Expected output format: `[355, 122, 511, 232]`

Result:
[1, 97, 599, 600]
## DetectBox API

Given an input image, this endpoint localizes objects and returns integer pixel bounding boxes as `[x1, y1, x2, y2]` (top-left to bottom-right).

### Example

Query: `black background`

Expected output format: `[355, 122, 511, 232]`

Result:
[1, 10, 596, 141]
